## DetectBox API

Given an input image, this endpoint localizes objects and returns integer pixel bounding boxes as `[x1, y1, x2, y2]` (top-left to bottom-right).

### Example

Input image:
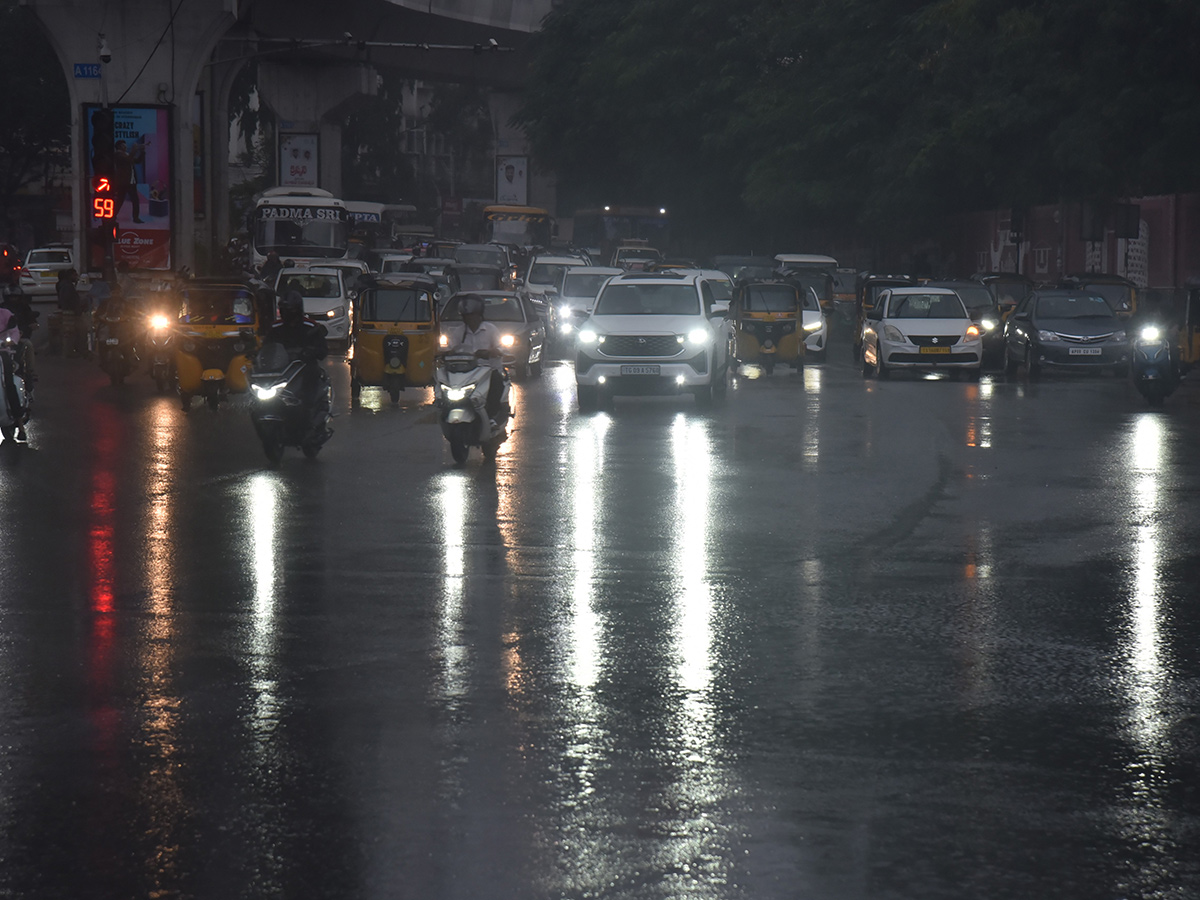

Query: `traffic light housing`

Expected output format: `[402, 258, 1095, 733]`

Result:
[91, 107, 114, 180]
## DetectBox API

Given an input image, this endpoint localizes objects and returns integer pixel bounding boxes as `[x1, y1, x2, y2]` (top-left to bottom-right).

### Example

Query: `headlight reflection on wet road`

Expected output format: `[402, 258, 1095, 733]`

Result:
[436, 473, 469, 700]
[243, 472, 287, 746]
[569, 414, 609, 691]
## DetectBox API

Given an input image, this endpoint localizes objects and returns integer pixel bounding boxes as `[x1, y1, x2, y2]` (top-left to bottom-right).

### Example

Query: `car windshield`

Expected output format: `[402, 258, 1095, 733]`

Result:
[595, 283, 700, 316]
[362, 288, 432, 322]
[889, 293, 966, 318]
[458, 271, 502, 291]
[743, 284, 798, 313]
[528, 263, 570, 286]
[952, 285, 994, 310]
[28, 250, 72, 266]
[178, 288, 256, 325]
[277, 274, 340, 298]
[442, 295, 525, 323]
[454, 248, 506, 267]
[1077, 283, 1132, 311]
[1035, 294, 1115, 319]
[562, 273, 615, 299]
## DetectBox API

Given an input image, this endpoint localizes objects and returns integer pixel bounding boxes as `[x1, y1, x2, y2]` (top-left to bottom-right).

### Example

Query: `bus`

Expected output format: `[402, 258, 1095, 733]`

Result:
[571, 206, 671, 261]
[249, 187, 351, 270]
[483, 205, 553, 248]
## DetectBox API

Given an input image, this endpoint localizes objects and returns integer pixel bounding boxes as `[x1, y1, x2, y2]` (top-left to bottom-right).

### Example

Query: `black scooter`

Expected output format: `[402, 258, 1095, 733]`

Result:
[1130, 321, 1180, 408]
[249, 343, 334, 465]
[96, 314, 140, 386]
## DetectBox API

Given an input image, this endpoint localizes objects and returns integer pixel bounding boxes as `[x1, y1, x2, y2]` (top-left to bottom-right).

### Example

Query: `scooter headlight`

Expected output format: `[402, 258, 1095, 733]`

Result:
[148, 314, 171, 331]
[1139, 325, 1161, 342]
[444, 386, 469, 402]
[252, 384, 279, 400]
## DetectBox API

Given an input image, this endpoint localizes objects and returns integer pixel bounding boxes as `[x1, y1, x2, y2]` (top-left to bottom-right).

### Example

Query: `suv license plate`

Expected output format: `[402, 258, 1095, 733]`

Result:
[1068, 347, 1102, 356]
[919, 346, 951, 355]
[620, 365, 660, 375]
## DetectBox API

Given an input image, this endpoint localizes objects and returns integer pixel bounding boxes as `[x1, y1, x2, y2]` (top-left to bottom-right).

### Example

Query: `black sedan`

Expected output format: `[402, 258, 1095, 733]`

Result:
[440, 291, 545, 378]
[1003, 289, 1129, 378]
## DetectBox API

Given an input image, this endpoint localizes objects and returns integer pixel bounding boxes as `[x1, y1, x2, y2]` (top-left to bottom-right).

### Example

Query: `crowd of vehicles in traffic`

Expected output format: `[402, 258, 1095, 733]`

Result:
[2, 221, 1194, 458]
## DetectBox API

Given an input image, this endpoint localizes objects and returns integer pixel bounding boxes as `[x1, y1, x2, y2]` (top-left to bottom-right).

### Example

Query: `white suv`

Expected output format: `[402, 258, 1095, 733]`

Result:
[574, 271, 730, 409]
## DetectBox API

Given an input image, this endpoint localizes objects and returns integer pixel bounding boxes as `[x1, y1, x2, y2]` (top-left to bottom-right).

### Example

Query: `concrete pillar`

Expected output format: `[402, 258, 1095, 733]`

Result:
[256, 61, 377, 200]
[24, 0, 237, 274]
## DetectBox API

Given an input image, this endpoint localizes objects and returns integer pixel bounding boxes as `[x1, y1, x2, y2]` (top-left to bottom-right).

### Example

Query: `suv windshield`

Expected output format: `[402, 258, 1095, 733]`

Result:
[889, 293, 966, 319]
[595, 283, 700, 316]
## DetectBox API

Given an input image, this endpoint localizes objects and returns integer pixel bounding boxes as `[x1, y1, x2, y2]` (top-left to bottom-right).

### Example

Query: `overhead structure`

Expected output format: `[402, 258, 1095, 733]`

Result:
[23, 0, 554, 274]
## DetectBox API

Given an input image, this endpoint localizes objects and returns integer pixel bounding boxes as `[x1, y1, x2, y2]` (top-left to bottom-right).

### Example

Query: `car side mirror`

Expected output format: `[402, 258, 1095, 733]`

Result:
[866, 307, 883, 320]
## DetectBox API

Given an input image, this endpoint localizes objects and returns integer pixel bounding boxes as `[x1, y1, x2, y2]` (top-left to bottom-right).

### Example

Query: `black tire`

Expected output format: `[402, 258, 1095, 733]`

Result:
[350, 375, 362, 399]
[514, 363, 528, 380]
[154, 375, 167, 393]
[179, 391, 192, 411]
[862, 344, 875, 379]
[449, 438, 470, 465]
[1004, 348, 1020, 378]
[482, 438, 500, 460]
[261, 436, 284, 466]
[1, 424, 14, 442]
[205, 389, 219, 410]
[712, 364, 728, 398]
[302, 440, 323, 459]
[764, 360, 775, 375]
[388, 387, 400, 404]
[808, 348, 826, 363]
[530, 359, 543, 377]
[577, 383, 598, 412]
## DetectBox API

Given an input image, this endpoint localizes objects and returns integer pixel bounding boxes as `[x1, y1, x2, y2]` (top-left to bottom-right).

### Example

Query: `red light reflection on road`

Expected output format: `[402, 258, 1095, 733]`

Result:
[86, 403, 123, 741]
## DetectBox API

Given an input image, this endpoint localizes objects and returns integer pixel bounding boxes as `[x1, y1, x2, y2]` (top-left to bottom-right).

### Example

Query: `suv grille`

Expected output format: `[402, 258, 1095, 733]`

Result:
[600, 335, 683, 357]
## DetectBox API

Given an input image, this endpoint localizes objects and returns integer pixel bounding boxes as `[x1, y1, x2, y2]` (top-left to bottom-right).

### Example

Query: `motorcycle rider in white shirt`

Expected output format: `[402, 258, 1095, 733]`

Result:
[443, 294, 506, 423]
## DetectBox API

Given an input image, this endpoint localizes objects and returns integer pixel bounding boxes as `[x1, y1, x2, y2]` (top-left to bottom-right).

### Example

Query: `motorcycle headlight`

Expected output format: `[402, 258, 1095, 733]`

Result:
[1037, 330, 1061, 342]
[500, 333, 516, 348]
[1139, 325, 1161, 342]
[560, 322, 574, 335]
[252, 384, 278, 400]
[148, 314, 171, 331]
[686, 328, 711, 346]
[578, 329, 600, 345]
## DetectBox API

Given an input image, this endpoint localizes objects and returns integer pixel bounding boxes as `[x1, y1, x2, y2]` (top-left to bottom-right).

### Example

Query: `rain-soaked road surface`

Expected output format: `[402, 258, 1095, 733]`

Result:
[1, 331, 1199, 900]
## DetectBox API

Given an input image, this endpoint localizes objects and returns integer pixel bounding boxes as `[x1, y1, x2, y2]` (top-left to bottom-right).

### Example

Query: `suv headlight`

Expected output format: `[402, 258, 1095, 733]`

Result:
[686, 328, 711, 346]
[578, 328, 600, 345]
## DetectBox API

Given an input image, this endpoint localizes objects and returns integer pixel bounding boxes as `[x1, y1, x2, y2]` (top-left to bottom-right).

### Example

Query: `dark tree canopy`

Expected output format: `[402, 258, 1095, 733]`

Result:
[517, 0, 1200, 247]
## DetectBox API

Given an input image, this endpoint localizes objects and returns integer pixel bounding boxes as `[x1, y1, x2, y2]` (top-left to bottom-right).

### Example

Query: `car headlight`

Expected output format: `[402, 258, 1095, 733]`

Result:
[980, 318, 997, 331]
[444, 386, 469, 402]
[686, 328, 711, 346]
[500, 333, 516, 348]
[1112, 330, 1126, 342]
[578, 329, 600, 345]
[1037, 330, 1061, 342]
[1139, 325, 1161, 342]
[560, 322, 574, 335]
[803, 319, 822, 331]
[559, 304, 571, 317]
[883, 324, 906, 343]
[325, 310, 337, 319]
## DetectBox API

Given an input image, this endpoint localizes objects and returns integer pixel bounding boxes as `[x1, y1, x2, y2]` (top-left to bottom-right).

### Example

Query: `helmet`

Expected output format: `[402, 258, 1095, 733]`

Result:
[279, 290, 305, 324]
[459, 295, 485, 317]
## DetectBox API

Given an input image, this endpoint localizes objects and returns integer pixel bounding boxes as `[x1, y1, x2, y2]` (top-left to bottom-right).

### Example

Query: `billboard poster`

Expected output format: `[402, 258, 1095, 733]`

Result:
[85, 104, 172, 270]
[280, 134, 319, 187]
[496, 155, 528, 205]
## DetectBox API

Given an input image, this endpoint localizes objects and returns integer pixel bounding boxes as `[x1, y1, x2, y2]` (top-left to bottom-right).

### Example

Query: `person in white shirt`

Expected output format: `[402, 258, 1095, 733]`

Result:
[444, 294, 506, 420]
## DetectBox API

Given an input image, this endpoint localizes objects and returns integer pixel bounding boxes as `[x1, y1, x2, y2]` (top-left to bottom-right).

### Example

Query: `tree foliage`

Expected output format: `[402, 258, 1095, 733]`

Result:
[0, 3, 70, 211]
[518, 0, 1200, 245]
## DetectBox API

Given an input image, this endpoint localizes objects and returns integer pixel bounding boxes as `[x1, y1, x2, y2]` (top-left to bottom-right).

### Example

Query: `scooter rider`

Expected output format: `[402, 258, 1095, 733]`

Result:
[269, 290, 331, 425]
[443, 294, 506, 424]
[1, 284, 38, 390]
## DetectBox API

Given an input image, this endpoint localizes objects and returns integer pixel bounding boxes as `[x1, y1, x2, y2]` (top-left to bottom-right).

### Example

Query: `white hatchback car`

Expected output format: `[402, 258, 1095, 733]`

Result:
[574, 271, 730, 409]
[861, 287, 983, 380]
[274, 266, 352, 346]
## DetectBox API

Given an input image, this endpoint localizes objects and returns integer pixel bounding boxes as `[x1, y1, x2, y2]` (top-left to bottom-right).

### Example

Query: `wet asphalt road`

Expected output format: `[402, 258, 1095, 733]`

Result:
[1, 327, 1199, 900]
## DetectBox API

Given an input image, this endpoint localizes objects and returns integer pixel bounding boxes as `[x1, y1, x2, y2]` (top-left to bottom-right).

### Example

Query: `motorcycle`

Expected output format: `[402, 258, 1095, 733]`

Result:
[248, 343, 334, 465]
[1131, 321, 1180, 407]
[0, 316, 31, 443]
[433, 353, 512, 464]
[144, 311, 174, 392]
[95, 313, 140, 386]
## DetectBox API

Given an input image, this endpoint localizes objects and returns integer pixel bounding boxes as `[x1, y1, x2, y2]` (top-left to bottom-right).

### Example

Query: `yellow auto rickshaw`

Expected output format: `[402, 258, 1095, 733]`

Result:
[349, 273, 439, 403]
[1180, 278, 1200, 373]
[731, 279, 805, 374]
[173, 279, 260, 410]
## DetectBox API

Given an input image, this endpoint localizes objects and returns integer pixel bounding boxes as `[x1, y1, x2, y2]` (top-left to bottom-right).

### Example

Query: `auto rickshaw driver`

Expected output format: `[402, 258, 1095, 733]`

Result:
[173, 279, 261, 410]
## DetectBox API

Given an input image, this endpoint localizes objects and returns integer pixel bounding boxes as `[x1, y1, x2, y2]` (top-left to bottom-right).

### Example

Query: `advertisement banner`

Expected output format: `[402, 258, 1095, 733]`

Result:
[85, 104, 172, 270]
[496, 156, 528, 205]
[280, 134, 319, 188]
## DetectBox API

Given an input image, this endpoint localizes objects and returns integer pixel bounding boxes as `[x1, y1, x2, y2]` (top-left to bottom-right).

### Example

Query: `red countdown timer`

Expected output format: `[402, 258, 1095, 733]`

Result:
[92, 176, 115, 220]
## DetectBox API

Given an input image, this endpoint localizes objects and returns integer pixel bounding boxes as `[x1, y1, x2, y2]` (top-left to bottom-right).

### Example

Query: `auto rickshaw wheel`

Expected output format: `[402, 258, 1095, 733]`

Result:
[530, 360, 543, 377]
[713, 366, 727, 397]
[205, 389, 219, 410]
[693, 382, 714, 408]
[154, 375, 167, 392]
[302, 440, 323, 460]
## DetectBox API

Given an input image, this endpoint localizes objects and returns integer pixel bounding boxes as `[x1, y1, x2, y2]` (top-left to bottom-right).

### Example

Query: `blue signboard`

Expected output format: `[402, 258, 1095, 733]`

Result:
[73, 63, 102, 79]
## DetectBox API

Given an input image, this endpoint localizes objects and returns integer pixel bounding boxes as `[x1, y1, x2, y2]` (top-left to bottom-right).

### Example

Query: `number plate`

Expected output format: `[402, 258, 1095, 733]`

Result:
[919, 346, 951, 355]
[620, 365, 661, 375]
[1068, 347, 1102, 356]
[105, 337, 120, 345]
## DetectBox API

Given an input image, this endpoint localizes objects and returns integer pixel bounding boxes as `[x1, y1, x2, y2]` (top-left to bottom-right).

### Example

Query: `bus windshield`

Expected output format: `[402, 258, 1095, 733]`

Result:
[253, 208, 349, 260]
